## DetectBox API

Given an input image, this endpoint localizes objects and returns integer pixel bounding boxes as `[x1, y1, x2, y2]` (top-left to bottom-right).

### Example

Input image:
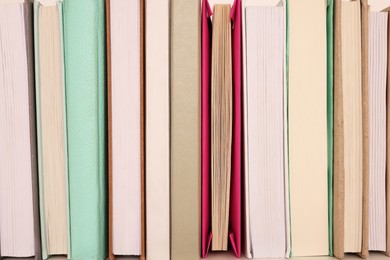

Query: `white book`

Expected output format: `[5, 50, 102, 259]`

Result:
[109, 0, 141, 256]
[0, 1, 37, 257]
[242, 0, 287, 258]
[288, 0, 328, 256]
[368, 11, 388, 252]
[145, 0, 170, 259]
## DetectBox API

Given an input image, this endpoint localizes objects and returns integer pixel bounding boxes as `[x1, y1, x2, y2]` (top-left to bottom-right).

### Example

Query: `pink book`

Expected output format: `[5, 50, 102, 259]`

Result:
[201, 0, 241, 257]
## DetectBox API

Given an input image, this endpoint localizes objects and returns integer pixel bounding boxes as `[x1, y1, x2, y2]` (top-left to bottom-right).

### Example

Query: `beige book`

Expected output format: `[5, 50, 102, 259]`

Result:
[35, 0, 69, 258]
[145, 0, 170, 259]
[170, 0, 200, 259]
[342, 1, 363, 253]
[288, 0, 328, 256]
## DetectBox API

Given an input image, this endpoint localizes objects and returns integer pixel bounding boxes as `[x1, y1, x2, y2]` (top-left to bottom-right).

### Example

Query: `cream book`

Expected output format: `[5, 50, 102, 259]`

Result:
[0, 0, 40, 258]
[242, 0, 288, 258]
[288, 0, 328, 256]
[34, 1, 69, 259]
[145, 0, 170, 259]
[342, 0, 363, 253]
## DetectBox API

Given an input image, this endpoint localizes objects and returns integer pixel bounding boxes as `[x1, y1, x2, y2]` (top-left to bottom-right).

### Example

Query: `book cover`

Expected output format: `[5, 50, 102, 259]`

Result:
[63, 0, 106, 258]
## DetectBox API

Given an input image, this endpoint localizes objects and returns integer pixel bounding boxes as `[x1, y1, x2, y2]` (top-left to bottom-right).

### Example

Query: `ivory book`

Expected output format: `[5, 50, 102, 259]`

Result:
[242, 0, 287, 258]
[145, 0, 170, 259]
[34, 1, 69, 259]
[288, 0, 328, 256]
[63, 0, 107, 258]
[107, 0, 144, 258]
[0, 0, 41, 258]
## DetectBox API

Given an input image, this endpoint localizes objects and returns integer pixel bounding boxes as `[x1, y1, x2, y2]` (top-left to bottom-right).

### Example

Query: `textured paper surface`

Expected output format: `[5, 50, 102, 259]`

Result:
[288, 0, 328, 256]
[170, 0, 200, 258]
[63, 0, 107, 259]
[34, 2, 68, 257]
[145, 0, 170, 259]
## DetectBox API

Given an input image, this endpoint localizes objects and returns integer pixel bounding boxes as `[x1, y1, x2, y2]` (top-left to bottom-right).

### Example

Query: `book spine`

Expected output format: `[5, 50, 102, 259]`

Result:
[63, 0, 107, 259]
[145, 0, 170, 259]
[170, 0, 200, 259]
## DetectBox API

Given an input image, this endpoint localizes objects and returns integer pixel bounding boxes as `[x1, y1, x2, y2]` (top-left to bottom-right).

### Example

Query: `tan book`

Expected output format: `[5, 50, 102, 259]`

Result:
[333, 0, 369, 258]
[170, 0, 201, 258]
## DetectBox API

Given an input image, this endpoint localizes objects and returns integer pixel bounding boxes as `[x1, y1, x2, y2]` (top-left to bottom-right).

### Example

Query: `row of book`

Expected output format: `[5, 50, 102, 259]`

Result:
[1, 0, 390, 259]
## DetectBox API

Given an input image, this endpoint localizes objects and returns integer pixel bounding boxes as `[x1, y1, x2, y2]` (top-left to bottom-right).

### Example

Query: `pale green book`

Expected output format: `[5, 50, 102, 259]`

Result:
[63, 0, 107, 259]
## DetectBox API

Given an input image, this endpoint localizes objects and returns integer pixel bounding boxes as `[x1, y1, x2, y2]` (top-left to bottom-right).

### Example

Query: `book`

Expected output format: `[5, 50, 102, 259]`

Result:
[201, 0, 242, 257]
[106, 0, 145, 258]
[145, 0, 170, 259]
[288, 0, 328, 256]
[333, 0, 369, 257]
[211, 4, 233, 251]
[34, 0, 69, 258]
[387, 7, 390, 257]
[242, 0, 287, 258]
[326, 0, 334, 256]
[0, 0, 41, 258]
[170, 0, 200, 259]
[368, 10, 388, 252]
[63, 0, 107, 258]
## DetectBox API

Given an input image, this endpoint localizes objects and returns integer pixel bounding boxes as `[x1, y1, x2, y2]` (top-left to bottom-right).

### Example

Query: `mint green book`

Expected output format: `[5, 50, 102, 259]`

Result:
[326, 0, 334, 256]
[63, 0, 106, 259]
